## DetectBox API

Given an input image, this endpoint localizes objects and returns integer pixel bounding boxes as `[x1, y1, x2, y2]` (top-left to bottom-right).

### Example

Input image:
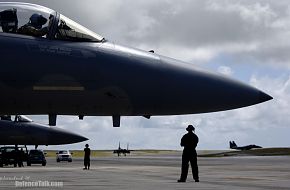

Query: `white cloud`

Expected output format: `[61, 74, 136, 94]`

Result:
[217, 66, 234, 76]
[207, 1, 277, 25]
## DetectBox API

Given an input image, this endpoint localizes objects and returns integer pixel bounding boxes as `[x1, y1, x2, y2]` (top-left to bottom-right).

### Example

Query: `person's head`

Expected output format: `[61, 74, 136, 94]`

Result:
[186, 125, 195, 132]
[0, 8, 18, 33]
[85, 144, 89, 148]
[29, 13, 47, 29]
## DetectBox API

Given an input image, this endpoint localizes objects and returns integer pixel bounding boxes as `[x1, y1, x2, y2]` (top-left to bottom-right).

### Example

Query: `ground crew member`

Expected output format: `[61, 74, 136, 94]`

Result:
[83, 144, 91, 170]
[19, 148, 25, 167]
[178, 125, 199, 182]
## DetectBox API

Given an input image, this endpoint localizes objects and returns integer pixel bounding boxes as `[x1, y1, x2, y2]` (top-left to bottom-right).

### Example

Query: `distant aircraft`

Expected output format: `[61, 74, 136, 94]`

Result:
[229, 141, 262, 150]
[0, 3, 272, 127]
[113, 142, 131, 157]
[0, 115, 88, 148]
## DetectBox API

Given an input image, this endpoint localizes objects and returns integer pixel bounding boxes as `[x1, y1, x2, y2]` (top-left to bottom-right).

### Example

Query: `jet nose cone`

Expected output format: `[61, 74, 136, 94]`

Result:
[157, 56, 274, 113]
[63, 132, 88, 144]
[49, 127, 88, 145]
[259, 91, 273, 103]
[75, 135, 89, 143]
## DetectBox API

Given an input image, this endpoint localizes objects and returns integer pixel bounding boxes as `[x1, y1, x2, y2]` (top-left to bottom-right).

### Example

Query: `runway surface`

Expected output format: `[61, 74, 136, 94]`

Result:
[0, 153, 290, 189]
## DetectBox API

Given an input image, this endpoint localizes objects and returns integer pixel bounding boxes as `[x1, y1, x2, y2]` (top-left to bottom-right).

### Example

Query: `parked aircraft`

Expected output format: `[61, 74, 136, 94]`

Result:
[0, 3, 272, 127]
[0, 115, 88, 147]
[113, 142, 131, 156]
[230, 141, 262, 150]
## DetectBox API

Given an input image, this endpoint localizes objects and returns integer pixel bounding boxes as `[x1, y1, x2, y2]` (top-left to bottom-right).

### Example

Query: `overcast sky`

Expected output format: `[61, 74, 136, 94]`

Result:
[4, 0, 290, 150]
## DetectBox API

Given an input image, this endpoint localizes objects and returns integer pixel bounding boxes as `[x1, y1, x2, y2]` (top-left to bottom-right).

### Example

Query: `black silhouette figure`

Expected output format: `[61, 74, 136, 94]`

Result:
[18, 148, 25, 167]
[178, 125, 199, 182]
[83, 144, 91, 170]
[0, 8, 18, 33]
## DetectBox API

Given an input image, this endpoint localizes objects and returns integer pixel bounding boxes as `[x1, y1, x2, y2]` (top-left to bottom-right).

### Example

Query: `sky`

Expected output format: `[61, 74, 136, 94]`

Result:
[3, 0, 290, 150]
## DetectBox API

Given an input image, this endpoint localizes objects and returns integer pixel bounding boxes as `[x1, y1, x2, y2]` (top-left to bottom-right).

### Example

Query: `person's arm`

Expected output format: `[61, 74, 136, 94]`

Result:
[34, 27, 48, 37]
[18, 25, 48, 37]
[180, 136, 185, 147]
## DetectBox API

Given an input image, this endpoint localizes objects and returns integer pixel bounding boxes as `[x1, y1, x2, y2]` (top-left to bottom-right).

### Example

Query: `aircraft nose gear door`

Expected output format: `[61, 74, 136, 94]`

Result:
[112, 115, 120, 127]
[48, 114, 57, 126]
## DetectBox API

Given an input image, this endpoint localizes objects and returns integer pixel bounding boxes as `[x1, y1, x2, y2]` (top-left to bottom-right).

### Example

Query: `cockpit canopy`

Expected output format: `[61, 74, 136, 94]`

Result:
[55, 14, 104, 42]
[0, 2, 104, 42]
[14, 115, 33, 122]
[0, 115, 32, 122]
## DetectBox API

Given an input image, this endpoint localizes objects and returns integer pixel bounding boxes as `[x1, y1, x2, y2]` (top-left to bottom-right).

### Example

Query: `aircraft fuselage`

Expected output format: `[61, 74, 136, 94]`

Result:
[0, 33, 272, 117]
[0, 117, 87, 145]
[0, 2, 272, 126]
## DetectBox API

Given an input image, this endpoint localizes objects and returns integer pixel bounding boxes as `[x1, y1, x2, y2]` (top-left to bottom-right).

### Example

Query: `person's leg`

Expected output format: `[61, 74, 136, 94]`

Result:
[84, 160, 87, 169]
[179, 154, 189, 182]
[190, 156, 199, 182]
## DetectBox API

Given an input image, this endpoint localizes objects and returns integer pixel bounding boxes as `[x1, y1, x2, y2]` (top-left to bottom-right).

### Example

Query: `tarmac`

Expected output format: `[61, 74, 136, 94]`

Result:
[0, 152, 290, 190]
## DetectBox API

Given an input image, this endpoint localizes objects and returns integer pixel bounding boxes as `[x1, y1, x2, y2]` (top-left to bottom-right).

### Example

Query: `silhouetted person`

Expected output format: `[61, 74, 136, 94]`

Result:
[0, 8, 18, 33]
[18, 13, 50, 37]
[83, 144, 91, 170]
[14, 148, 22, 167]
[19, 148, 25, 167]
[178, 125, 199, 182]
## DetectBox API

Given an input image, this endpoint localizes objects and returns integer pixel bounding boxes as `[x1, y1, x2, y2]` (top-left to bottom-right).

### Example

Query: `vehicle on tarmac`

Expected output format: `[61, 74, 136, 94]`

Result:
[27, 149, 46, 166]
[56, 150, 72, 162]
[0, 146, 28, 167]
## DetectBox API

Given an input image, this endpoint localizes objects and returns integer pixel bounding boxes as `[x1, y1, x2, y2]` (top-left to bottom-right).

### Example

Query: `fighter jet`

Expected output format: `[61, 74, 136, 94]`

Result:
[0, 3, 273, 127]
[0, 115, 88, 147]
[229, 141, 262, 150]
[113, 142, 131, 157]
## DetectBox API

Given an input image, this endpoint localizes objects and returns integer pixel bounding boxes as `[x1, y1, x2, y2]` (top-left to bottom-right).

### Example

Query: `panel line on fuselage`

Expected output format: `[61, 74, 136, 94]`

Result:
[33, 86, 85, 91]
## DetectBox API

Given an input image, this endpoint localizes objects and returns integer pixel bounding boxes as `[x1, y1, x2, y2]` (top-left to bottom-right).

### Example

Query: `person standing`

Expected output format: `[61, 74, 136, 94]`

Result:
[83, 144, 91, 170]
[19, 148, 25, 167]
[178, 125, 199, 182]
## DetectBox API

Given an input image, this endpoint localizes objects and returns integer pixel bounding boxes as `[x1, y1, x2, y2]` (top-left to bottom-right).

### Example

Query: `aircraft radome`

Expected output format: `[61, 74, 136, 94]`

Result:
[0, 115, 88, 147]
[0, 2, 273, 127]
